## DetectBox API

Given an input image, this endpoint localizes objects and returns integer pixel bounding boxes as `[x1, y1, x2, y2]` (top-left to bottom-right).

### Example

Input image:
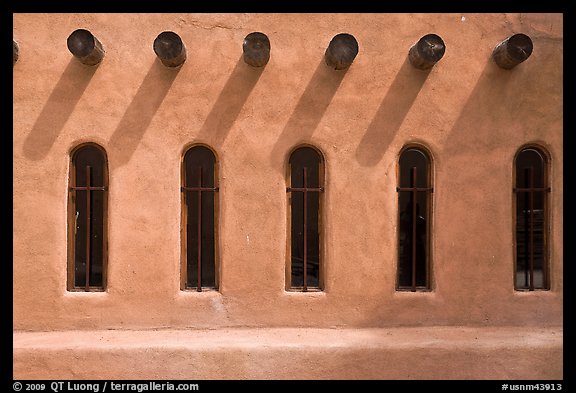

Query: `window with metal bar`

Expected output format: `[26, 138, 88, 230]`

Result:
[397, 146, 433, 291]
[67, 143, 108, 291]
[287, 146, 324, 291]
[181, 145, 218, 291]
[514, 146, 550, 291]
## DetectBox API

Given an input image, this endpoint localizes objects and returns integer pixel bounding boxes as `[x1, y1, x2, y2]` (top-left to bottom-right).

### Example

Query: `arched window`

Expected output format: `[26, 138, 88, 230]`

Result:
[514, 146, 550, 291]
[67, 143, 108, 291]
[181, 145, 218, 291]
[287, 146, 324, 291]
[396, 146, 433, 291]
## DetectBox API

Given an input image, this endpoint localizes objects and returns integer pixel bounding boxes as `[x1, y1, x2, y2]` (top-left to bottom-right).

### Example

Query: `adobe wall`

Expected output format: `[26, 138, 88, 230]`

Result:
[13, 327, 563, 379]
[13, 13, 563, 331]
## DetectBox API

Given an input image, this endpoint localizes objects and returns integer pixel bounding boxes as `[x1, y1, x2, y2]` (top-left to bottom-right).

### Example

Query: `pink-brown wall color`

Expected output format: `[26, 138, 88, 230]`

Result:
[13, 13, 562, 379]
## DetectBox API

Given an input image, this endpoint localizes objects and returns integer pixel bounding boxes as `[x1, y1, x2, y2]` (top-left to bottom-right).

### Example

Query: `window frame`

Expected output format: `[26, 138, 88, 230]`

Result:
[66, 142, 109, 292]
[512, 143, 551, 291]
[395, 143, 434, 292]
[285, 144, 325, 292]
[180, 143, 220, 292]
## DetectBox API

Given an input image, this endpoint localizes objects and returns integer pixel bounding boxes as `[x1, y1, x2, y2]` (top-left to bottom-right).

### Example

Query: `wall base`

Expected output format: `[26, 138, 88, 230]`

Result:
[13, 326, 562, 380]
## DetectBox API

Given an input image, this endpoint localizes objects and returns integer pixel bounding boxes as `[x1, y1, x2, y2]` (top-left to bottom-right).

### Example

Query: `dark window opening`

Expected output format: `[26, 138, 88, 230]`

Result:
[287, 147, 324, 291]
[397, 147, 432, 291]
[182, 146, 218, 291]
[68, 144, 107, 291]
[514, 147, 550, 291]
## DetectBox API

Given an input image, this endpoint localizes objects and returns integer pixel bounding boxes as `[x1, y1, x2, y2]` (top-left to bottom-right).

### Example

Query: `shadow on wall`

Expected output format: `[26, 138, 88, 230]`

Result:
[442, 57, 522, 157]
[22, 58, 98, 161]
[270, 57, 348, 168]
[197, 55, 264, 146]
[108, 59, 180, 171]
[354, 57, 430, 167]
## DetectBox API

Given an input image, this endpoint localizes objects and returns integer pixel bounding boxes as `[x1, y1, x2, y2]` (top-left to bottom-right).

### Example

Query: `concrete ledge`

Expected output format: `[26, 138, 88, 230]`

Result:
[13, 327, 562, 380]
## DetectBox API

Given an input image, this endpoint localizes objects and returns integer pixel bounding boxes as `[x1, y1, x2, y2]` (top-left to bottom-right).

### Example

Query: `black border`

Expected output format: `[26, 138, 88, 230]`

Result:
[9, 3, 570, 390]
[9, 1, 568, 13]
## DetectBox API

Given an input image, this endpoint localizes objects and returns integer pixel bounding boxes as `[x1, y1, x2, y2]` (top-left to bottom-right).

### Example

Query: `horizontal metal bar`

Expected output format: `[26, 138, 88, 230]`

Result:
[513, 187, 551, 192]
[181, 186, 219, 192]
[286, 187, 324, 192]
[396, 187, 433, 192]
[69, 186, 107, 191]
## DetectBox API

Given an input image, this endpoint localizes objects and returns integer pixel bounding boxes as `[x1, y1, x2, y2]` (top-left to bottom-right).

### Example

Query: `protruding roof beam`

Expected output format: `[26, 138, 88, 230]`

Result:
[243, 32, 270, 67]
[325, 33, 359, 70]
[492, 33, 533, 69]
[13, 40, 19, 66]
[67, 29, 105, 66]
[153, 31, 186, 67]
[408, 34, 445, 70]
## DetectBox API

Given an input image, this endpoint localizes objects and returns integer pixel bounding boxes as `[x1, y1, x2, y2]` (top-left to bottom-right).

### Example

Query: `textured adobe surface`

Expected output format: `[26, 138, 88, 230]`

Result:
[13, 327, 563, 379]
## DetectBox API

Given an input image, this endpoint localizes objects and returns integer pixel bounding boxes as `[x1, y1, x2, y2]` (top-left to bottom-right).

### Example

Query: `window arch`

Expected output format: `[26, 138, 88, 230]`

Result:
[287, 146, 324, 291]
[396, 145, 433, 291]
[514, 145, 550, 291]
[67, 143, 108, 291]
[181, 145, 219, 291]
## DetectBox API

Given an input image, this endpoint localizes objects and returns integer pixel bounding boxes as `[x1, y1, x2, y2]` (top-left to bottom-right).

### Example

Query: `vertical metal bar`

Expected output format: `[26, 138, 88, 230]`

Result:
[197, 166, 203, 292]
[411, 167, 417, 292]
[85, 166, 91, 291]
[529, 167, 535, 291]
[303, 167, 308, 292]
[523, 168, 530, 288]
[543, 175, 549, 290]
